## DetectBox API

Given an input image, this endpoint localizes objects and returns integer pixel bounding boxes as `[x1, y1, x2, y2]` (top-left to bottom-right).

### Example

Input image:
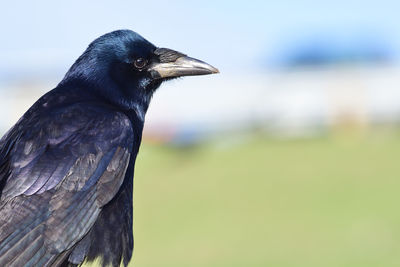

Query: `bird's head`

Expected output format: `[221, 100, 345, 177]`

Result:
[61, 30, 218, 113]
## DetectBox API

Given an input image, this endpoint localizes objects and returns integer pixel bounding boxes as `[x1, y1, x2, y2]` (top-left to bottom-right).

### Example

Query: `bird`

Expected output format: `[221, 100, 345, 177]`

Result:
[0, 29, 218, 267]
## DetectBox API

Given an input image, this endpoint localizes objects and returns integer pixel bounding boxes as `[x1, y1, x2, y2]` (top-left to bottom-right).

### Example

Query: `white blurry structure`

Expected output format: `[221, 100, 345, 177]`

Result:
[144, 65, 400, 141]
[0, 65, 400, 141]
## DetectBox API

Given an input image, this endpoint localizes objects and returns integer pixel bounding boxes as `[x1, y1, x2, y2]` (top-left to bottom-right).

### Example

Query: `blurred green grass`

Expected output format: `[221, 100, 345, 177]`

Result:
[88, 132, 400, 267]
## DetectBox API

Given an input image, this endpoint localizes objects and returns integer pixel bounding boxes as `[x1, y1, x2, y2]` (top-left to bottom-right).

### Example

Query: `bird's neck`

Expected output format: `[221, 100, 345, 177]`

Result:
[58, 77, 152, 122]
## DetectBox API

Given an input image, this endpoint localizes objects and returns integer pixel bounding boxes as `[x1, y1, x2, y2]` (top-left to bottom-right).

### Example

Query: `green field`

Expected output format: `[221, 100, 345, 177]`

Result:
[88, 132, 400, 266]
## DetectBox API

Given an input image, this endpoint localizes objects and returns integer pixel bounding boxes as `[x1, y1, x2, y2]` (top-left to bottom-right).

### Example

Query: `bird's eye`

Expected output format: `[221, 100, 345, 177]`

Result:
[134, 58, 147, 69]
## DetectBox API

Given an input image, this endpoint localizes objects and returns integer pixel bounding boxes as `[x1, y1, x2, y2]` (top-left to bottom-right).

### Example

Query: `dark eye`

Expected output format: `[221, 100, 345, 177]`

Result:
[134, 58, 147, 69]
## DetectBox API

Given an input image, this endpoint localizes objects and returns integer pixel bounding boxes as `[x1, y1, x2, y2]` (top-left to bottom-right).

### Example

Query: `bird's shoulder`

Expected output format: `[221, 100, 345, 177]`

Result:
[0, 99, 135, 200]
[0, 97, 138, 264]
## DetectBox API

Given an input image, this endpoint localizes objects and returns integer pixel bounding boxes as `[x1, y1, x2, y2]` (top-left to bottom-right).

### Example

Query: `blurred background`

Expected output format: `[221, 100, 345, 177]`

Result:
[1, 0, 400, 266]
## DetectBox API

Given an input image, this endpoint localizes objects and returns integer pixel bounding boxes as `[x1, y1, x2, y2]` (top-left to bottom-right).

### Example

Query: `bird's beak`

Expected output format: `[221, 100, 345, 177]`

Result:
[149, 48, 219, 79]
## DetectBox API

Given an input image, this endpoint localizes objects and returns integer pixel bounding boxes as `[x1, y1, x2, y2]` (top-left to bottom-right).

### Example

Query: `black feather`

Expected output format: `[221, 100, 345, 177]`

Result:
[0, 29, 216, 267]
[0, 30, 155, 267]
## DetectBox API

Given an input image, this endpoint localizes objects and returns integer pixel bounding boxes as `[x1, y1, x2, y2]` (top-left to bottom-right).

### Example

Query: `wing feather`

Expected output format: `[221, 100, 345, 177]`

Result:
[0, 103, 134, 266]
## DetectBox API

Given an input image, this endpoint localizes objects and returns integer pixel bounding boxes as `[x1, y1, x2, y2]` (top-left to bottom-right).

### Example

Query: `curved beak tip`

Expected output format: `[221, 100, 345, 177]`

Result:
[174, 56, 219, 76]
[210, 66, 220, 74]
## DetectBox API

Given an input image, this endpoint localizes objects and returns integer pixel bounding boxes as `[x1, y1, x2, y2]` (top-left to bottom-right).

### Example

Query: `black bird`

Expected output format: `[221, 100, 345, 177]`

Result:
[0, 30, 218, 267]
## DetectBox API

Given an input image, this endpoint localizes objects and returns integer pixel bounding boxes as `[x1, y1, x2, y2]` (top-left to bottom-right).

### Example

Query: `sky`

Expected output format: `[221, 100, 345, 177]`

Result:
[1, 0, 400, 135]
[1, 0, 400, 81]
